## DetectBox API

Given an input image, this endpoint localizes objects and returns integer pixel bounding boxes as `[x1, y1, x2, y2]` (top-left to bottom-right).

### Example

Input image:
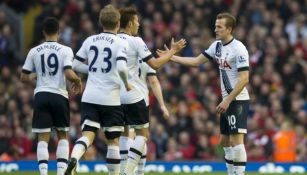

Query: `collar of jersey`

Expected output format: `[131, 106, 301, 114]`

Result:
[118, 32, 130, 35]
[45, 41, 57, 42]
[102, 32, 116, 35]
[223, 37, 234, 46]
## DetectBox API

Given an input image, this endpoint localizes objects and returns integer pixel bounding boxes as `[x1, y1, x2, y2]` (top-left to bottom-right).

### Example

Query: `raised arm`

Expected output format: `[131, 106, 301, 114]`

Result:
[146, 38, 186, 70]
[171, 53, 210, 67]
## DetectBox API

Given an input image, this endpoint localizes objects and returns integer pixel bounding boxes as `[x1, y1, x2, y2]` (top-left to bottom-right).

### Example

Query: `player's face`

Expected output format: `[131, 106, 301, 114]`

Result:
[131, 15, 139, 36]
[215, 18, 231, 40]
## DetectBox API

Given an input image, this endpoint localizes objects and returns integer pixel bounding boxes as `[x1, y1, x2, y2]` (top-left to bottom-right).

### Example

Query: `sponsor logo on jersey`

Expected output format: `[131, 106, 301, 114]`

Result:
[238, 56, 246, 63]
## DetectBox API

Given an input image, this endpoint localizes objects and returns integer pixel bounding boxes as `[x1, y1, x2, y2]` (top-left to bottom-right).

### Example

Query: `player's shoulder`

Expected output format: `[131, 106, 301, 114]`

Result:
[133, 36, 145, 44]
[57, 43, 73, 52]
[114, 36, 129, 48]
[209, 40, 222, 48]
[233, 39, 247, 49]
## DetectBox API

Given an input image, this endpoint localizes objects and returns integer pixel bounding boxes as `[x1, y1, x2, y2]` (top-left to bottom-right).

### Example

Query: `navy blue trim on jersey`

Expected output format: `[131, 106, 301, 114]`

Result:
[142, 54, 153, 62]
[116, 57, 127, 62]
[118, 32, 129, 35]
[75, 56, 86, 62]
[238, 67, 249, 72]
[223, 38, 234, 46]
[45, 41, 57, 42]
[64, 66, 72, 70]
[22, 69, 31, 74]
[102, 32, 116, 35]
[201, 51, 214, 60]
[221, 70, 233, 94]
[215, 42, 222, 57]
[147, 73, 156, 76]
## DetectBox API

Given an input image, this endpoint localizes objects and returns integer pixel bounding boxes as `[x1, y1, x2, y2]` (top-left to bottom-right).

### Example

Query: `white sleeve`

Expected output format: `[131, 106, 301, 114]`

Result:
[135, 37, 153, 62]
[116, 40, 128, 72]
[117, 60, 128, 73]
[146, 63, 156, 75]
[236, 44, 249, 71]
[76, 38, 89, 61]
[63, 47, 74, 69]
[202, 41, 219, 61]
[22, 49, 34, 73]
[72, 59, 89, 73]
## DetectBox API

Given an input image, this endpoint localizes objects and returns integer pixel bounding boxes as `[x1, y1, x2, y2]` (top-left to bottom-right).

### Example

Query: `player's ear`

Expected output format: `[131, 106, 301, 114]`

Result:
[116, 21, 120, 31]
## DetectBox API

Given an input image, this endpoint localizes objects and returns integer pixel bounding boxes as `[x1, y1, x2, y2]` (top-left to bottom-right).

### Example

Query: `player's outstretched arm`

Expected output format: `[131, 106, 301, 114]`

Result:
[65, 69, 82, 94]
[147, 38, 186, 70]
[157, 46, 209, 67]
[148, 75, 169, 118]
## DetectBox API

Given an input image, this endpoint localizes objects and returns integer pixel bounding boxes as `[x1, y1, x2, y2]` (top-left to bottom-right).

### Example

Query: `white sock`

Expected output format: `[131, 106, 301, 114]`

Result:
[223, 147, 234, 175]
[106, 145, 121, 175]
[233, 144, 247, 175]
[71, 136, 90, 161]
[56, 139, 69, 175]
[119, 136, 133, 174]
[126, 136, 147, 175]
[37, 141, 49, 175]
[136, 143, 147, 175]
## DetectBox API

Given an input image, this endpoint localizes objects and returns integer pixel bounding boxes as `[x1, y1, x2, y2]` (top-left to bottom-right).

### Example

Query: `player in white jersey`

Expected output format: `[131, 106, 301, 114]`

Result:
[65, 5, 131, 175]
[21, 17, 82, 175]
[134, 60, 170, 175]
[158, 13, 249, 175]
[117, 7, 185, 175]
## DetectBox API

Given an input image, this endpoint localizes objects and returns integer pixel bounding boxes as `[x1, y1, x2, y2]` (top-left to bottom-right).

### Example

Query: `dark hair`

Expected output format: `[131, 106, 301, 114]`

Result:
[119, 6, 137, 29]
[42, 17, 59, 35]
[99, 5, 120, 30]
[217, 13, 236, 33]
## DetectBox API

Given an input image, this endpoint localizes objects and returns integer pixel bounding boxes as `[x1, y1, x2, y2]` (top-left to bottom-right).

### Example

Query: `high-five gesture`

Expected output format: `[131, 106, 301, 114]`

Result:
[169, 38, 186, 54]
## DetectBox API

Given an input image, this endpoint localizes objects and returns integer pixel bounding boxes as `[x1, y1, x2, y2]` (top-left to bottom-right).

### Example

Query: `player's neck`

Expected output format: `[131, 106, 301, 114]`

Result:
[221, 35, 234, 45]
[44, 35, 58, 42]
[119, 29, 132, 35]
[103, 29, 117, 35]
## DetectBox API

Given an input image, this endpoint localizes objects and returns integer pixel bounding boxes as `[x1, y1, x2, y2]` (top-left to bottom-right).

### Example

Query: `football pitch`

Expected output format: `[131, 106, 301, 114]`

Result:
[0, 172, 302, 175]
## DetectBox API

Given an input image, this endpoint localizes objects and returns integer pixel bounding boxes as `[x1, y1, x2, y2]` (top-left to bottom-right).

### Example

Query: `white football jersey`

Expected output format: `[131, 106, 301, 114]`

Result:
[76, 32, 128, 105]
[136, 60, 156, 106]
[202, 38, 250, 100]
[22, 41, 73, 98]
[117, 33, 153, 104]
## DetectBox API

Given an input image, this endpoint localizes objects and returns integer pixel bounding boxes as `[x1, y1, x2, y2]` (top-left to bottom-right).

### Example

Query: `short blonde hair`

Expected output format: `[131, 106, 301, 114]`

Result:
[99, 5, 120, 30]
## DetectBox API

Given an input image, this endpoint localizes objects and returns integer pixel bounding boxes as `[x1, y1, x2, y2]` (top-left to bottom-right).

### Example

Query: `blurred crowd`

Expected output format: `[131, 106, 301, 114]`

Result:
[0, 0, 306, 162]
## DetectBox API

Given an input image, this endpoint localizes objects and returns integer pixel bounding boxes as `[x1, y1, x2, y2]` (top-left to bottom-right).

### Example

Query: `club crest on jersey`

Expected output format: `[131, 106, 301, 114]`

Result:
[215, 42, 222, 57]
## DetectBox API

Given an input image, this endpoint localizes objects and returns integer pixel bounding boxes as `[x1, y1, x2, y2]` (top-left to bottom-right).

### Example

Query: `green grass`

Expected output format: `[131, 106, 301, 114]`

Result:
[0, 172, 303, 175]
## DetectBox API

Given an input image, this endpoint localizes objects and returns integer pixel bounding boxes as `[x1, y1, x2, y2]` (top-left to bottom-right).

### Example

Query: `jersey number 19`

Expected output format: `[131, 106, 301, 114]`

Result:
[40, 53, 58, 76]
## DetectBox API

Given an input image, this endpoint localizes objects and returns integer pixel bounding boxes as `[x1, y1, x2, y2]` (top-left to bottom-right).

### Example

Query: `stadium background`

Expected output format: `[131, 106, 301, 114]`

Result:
[0, 0, 306, 170]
